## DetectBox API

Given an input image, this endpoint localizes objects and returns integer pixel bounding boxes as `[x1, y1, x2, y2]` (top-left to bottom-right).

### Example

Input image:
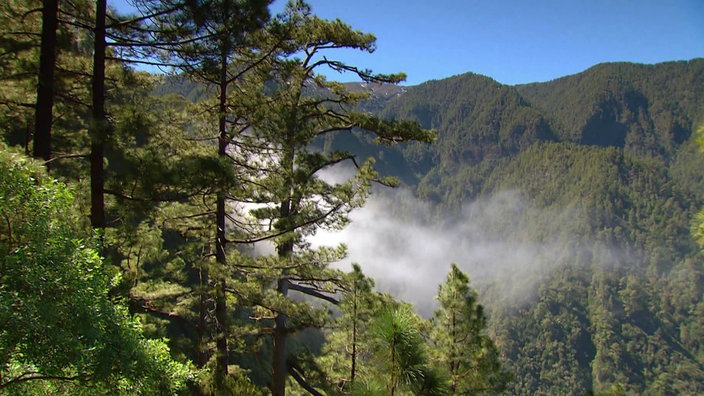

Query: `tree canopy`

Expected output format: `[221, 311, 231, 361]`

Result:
[0, 144, 192, 394]
[1, 0, 703, 394]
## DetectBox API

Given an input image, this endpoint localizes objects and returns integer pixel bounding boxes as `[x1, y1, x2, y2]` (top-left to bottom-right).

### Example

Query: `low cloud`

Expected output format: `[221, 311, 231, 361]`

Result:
[311, 187, 615, 316]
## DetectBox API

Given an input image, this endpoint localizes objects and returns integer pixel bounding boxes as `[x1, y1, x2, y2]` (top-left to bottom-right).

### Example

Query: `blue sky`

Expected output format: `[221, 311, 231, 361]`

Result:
[277, 0, 704, 85]
[114, 0, 704, 85]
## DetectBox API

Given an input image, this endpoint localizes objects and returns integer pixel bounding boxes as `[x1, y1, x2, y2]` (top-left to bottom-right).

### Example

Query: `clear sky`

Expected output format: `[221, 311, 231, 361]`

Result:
[113, 0, 704, 86]
[277, 0, 704, 85]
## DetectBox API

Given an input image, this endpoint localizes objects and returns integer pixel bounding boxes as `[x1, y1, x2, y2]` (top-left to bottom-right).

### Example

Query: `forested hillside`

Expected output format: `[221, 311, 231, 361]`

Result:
[1, 0, 703, 394]
[0, 1, 488, 395]
[359, 59, 704, 395]
[157, 56, 704, 394]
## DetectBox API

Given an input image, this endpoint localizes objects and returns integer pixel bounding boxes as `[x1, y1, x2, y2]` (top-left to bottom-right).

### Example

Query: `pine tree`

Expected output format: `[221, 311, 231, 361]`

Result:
[431, 263, 509, 394]
[132, 0, 272, 387]
[318, 264, 380, 393]
[241, 3, 433, 393]
[33, 0, 58, 164]
[0, 0, 93, 162]
[342, 264, 378, 387]
[369, 304, 446, 396]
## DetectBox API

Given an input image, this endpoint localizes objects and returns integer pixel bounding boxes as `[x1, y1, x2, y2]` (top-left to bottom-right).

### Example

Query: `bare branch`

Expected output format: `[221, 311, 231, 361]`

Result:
[0, 371, 89, 390]
[287, 281, 339, 305]
[44, 153, 88, 163]
[287, 364, 325, 396]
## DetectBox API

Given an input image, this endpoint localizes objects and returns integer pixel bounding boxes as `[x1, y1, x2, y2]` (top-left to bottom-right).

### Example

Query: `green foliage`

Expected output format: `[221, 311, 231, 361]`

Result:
[517, 60, 704, 157]
[129, 54, 704, 395]
[375, 59, 704, 210]
[367, 304, 445, 395]
[0, 145, 192, 394]
[692, 124, 704, 249]
[363, 59, 704, 395]
[431, 264, 510, 394]
[3, 0, 703, 393]
[319, 272, 451, 396]
[317, 264, 379, 392]
[0, 0, 94, 163]
[479, 139, 704, 394]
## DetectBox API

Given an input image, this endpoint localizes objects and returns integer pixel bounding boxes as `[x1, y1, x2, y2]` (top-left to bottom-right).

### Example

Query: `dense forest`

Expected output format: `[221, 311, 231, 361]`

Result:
[349, 59, 704, 395]
[1, 0, 704, 395]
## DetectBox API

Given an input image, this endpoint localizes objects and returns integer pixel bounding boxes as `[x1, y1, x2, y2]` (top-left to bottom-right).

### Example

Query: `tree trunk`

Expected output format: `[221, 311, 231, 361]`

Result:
[214, 182, 228, 380]
[213, 46, 230, 382]
[90, 0, 106, 229]
[272, 206, 295, 396]
[213, 160, 229, 381]
[390, 333, 397, 396]
[271, 114, 298, 395]
[197, 265, 209, 368]
[214, 196, 227, 376]
[272, 276, 290, 396]
[33, 0, 58, 166]
[350, 291, 358, 385]
[214, 276, 228, 381]
[449, 311, 457, 393]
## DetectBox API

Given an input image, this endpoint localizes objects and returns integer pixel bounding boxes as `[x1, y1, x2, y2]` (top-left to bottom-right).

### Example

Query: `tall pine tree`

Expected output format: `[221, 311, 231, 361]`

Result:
[242, 3, 434, 393]
[431, 263, 509, 394]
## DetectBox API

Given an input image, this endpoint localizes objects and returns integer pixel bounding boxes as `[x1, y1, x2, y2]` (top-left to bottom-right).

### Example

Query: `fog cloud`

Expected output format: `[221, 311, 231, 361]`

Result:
[310, 186, 610, 316]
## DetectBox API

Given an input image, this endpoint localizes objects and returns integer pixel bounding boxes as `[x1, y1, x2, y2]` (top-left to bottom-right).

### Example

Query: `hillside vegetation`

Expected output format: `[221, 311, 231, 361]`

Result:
[1, 0, 702, 392]
[362, 58, 704, 395]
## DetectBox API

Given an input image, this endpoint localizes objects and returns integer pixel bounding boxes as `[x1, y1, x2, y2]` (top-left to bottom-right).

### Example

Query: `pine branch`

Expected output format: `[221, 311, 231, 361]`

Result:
[20, 7, 43, 21]
[44, 153, 89, 163]
[227, 203, 344, 244]
[0, 371, 89, 390]
[0, 99, 35, 109]
[0, 31, 41, 38]
[106, 4, 183, 29]
[132, 298, 196, 332]
[287, 364, 325, 396]
[105, 56, 185, 68]
[162, 211, 216, 228]
[0, 72, 40, 82]
[287, 281, 339, 305]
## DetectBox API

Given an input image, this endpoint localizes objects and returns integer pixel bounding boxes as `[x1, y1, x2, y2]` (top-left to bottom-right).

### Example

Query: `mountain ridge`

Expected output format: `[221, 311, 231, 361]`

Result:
[334, 58, 704, 394]
[353, 58, 703, 202]
[155, 58, 704, 394]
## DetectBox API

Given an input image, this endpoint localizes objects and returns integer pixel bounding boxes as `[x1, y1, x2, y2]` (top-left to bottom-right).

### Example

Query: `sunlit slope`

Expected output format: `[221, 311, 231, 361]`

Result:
[373, 59, 704, 209]
[478, 141, 704, 394]
[368, 59, 704, 394]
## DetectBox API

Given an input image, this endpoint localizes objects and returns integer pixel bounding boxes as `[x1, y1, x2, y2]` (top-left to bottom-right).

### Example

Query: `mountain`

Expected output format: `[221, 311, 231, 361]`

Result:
[516, 60, 703, 154]
[155, 59, 704, 394]
[369, 59, 704, 205]
[341, 58, 704, 394]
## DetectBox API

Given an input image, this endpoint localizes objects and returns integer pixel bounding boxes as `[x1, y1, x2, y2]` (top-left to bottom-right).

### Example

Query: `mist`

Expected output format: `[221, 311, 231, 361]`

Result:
[310, 185, 622, 316]
[240, 162, 634, 317]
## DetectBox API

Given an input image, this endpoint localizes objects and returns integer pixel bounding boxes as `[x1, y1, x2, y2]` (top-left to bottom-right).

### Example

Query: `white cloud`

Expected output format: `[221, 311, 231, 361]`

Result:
[311, 187, 618, 316]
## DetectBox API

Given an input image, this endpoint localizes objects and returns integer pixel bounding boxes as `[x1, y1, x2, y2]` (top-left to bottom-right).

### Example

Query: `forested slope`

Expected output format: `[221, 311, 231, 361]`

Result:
[362, 59, 704, 394]
[481, 142, 704, 394]
[153, 57, 704, 394]
[517, 60, 703, 155]
[3, 1, 701, 390]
